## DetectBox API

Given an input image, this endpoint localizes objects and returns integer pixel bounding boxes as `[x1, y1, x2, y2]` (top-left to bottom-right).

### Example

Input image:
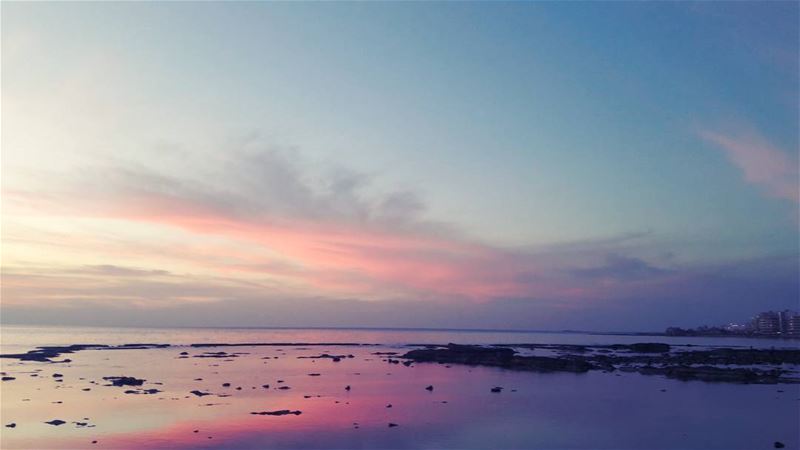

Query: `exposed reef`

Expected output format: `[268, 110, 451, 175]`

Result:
[401, 343, 800, 383]
[250, 410, 302, 416]
[0, 343, 373, 363]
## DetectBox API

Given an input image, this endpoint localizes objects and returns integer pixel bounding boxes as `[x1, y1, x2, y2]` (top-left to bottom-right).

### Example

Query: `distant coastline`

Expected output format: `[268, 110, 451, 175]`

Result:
[2, 322, 799, 340]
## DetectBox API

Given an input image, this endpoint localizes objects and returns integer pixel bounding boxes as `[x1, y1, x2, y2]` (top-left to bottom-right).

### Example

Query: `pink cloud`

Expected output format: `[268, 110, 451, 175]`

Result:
[2, 149, 675, 307]
[700, 129, 799, 203]
[4, 185, 603, 303]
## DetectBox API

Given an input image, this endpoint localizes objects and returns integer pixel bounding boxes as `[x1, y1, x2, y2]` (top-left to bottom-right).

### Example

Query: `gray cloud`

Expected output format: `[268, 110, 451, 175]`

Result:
[567, 254, 669, 281]
[75, 147, 450, 236]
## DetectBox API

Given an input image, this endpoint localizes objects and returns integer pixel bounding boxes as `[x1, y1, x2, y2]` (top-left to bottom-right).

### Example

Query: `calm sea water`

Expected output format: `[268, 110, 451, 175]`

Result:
[2, 325, 797, 353]
[1, 326, 798, 450]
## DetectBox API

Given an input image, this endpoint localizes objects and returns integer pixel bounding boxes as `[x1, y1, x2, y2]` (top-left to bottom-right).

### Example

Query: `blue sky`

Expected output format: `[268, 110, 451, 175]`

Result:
[2, 2, 798, 330]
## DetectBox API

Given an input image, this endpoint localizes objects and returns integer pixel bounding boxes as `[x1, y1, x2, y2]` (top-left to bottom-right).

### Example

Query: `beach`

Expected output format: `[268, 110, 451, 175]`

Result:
[1, 326, 798, 449]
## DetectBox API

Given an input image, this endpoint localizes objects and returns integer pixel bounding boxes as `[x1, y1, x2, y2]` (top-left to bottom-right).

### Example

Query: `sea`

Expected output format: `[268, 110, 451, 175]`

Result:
[1, 325, 798, 450]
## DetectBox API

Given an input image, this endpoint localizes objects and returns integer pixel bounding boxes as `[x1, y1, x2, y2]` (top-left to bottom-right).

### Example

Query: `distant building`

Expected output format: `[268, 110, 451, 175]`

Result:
[724, 323, 748, 333]
[753, 311, 780, 334]
[786, 312, 800, 336]
[752, 310, 799, 335]
[778, 310, 798, 335]
[666, 310, 799, 338]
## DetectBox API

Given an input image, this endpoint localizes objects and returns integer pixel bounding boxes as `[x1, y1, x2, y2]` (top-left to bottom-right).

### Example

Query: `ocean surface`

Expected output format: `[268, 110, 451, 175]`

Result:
[2, 325, 798, 353]
[1, 325, 798, 450]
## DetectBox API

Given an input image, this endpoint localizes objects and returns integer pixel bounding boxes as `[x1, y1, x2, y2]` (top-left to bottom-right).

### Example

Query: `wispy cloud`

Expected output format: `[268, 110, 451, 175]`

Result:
[567, 254, 669, 281]
[3, 146, 667, 304]
[4, 143, 797, 328]
[700, 128, 798, 203]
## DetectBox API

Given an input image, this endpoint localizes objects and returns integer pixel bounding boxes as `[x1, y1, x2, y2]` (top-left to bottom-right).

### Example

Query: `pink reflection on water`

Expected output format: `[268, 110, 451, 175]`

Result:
[2, 337, 798, 450]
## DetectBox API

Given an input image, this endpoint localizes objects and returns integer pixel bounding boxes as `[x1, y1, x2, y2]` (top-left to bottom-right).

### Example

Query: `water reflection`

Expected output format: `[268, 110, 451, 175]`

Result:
[1, 333, 798, 449]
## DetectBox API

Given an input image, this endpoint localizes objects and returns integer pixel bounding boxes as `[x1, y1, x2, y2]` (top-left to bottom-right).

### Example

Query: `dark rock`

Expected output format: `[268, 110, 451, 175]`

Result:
[774, 442, 785, 449]
[308, 373, 321, 376]
[52, 373, 63, 378]
[405, 345, 513, 365]
[386, 404, 392, 408]
[5, 423, 16, 428]
[425, 385, 434, 391]
[297, 354, 349, 362]
[1, 377, 15, 381]
[124, 388, 161, 395]
[388, 423, 399, 427]
[193, 351, 238, 359]
[630, 343, 671, 353]
[103, 376, 145, 387]
[250, 410, 302, 416]
[403, 344, 594, 374]
[491, 386, 503, 393]
[638, 365, 794, 384]
[345, 385, 351, 391]
[0, 344, 166, 362]
[222, 383, 230, 387]
[190, 390, 212, 397]
[45, 420, 66, 426]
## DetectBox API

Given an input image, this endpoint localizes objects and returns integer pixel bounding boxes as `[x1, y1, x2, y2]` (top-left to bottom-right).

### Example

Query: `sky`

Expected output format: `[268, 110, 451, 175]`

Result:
[1, 2, 798, 331]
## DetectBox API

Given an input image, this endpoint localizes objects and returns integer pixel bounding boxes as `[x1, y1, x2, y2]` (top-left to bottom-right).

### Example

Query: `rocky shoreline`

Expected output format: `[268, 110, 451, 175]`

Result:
[0, 342, 375, 363]
[401, 343, 800, 384]
[3, 341, 799, 384]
